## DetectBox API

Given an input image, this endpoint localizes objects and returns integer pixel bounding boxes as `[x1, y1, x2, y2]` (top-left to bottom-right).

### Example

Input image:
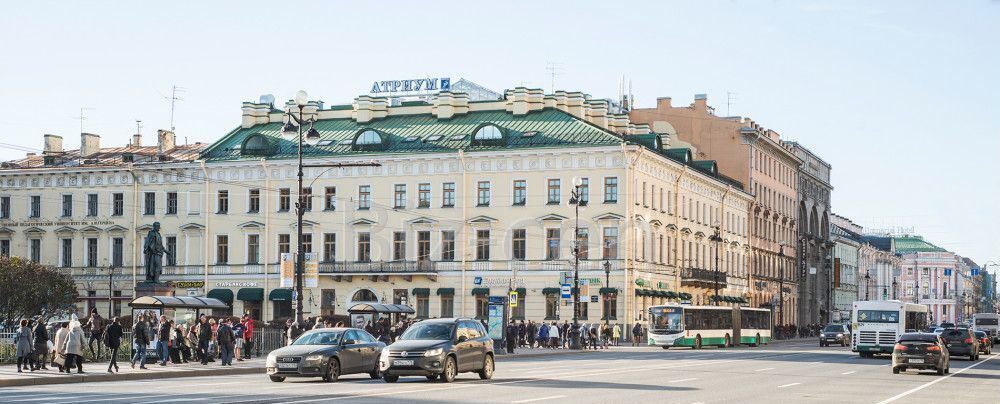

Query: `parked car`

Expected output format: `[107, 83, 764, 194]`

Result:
[266, 328, 385, 382]
[939, 327, 979, 360]
[974, 331, 992, 355]
[379, 318, 494, 383]
[892, 332, 949, 375]
[819, 324, 849, 347]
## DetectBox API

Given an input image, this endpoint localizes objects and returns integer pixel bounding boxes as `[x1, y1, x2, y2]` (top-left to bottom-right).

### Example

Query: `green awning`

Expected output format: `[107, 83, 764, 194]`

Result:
[738, 297, 748, 303]
[471, 287, 490, 296]
[236, 288, 263, 302]
[412, 288, 430, 296]
[207, 289, 233, 303]
[679, 293, 692, 300]
[658, 291, 671, 297]
[542, 287, 560, 295]
[599, 287, 619, 295]
[436, 288, 455, 296]
[515, 287, 527, 295]
[636, 289, 650, 296]
[665, 291, 678, 299]
[268, 288, 293, 301]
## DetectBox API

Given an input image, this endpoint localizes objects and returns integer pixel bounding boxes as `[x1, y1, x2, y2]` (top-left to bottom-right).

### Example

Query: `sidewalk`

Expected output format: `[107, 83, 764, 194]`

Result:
[0, 357, 263, 388]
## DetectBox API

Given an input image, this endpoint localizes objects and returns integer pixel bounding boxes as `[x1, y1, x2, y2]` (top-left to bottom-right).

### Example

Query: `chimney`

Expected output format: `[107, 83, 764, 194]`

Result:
[80, 133, 100, 157]
[132, 133, 142, 147]
[43, 134, 63, 154]
[656, 97, 673, 109]
[157, 130, 176, 154]
[693, 94, 708, 113]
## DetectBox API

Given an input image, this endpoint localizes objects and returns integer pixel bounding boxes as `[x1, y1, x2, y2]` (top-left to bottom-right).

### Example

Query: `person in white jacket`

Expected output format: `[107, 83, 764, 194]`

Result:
[548, 323, 560, 349]
[52, 322, 70, 372]
[62, 320, 86, 374]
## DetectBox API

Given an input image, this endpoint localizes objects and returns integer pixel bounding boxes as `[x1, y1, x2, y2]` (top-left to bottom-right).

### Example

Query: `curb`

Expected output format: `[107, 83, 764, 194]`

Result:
[0, 366, 263, 388]
[495, 349, 592, 361]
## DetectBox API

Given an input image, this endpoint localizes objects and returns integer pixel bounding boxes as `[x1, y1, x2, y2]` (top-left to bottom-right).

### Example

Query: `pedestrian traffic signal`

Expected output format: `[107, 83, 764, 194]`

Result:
[509, 291, 518, 307]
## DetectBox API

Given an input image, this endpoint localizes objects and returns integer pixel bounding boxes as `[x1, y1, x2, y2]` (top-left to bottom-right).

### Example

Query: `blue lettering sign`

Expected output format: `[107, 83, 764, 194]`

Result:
[474, 276, 482, 285]
[370, 77, 451, 95]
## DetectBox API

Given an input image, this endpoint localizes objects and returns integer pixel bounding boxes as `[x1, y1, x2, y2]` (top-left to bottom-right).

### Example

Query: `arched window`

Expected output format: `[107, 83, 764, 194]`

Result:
[241, 133, 272, 156]
[352, 129, 386, 151]
[351, 289, 378, 302]
[471, 123, 506, 146]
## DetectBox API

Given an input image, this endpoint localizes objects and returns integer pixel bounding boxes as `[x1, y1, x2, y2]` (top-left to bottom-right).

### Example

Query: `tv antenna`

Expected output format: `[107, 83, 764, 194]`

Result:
[75, 107, 95, 134]
[726, 92, 738, 116]
[545, 62, 563, 93]
[164, 85, 185, 131]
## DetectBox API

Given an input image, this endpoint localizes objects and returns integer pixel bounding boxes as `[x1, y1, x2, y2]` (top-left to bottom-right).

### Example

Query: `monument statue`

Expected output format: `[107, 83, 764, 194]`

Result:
[142, 222, 166, 283]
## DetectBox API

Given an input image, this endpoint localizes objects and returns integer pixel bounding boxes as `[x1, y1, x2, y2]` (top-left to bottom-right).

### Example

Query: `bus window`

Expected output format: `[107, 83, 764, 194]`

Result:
[857, 310, 899, 323]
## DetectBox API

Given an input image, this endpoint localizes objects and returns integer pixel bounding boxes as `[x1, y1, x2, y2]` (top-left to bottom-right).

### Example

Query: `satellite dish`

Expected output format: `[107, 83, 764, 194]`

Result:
[259, 94, 275, 107]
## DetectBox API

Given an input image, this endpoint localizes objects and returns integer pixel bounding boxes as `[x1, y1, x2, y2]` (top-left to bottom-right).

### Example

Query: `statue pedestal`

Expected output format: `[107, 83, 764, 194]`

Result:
[135, 282, 174, 298]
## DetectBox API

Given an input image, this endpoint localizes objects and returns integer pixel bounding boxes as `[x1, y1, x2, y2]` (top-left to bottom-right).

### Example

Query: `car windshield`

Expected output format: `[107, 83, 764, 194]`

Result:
[823, 325, 843, 332]
[649, 307, 683, 332]
[399, 323, 453, 341]
[292, 331, 344, 346]
[974, 331, 986, 337]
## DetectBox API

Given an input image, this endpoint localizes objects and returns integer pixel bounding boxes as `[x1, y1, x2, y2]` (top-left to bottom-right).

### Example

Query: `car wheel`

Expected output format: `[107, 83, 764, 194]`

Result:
[841, 341, 847, 347]
[892, 367, 900, 374]
[478, 354, 494, 380]
[694, 336, 702, 350]
[323, 358, 340, 382]
[383, 374, 399, 383]
[269, 376, 285, 383]
[441, 356, 457, 383]
[661, 345, 670, 350]
[937, 366, 945, 376]
[426, 375, 439, 381]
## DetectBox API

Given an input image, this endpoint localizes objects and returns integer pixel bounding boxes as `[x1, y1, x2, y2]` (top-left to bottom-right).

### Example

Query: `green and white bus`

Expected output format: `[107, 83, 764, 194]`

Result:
[851, 300, 928, 357]
[647, 305, 772, 349]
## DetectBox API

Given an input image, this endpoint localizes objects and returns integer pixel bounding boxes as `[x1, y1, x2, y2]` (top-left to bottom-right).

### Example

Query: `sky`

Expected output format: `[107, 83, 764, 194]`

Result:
[0, 1, 997, 265]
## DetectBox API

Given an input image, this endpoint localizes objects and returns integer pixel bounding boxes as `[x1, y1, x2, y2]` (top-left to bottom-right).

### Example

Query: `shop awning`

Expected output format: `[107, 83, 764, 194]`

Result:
[665, 291, 678, 299]
[412, 288, 430, 296]
[635, 289, 650, 296]
[599, 287, 618, 295]
[471, 287, 490, 296]
[347, 302, 415, 315]
[436, 288, 455, 296]
[679, 292, 692, 300]
[237, 288, 264, 302]
[268, 288, 293, 301]
[542, 287, 560, 295]
[515, 287, 527, 295]
[207, 289, 233, 303]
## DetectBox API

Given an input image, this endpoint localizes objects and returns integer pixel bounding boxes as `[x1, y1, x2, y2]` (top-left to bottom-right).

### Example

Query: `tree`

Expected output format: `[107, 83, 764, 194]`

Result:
[0, 256, 78, 327]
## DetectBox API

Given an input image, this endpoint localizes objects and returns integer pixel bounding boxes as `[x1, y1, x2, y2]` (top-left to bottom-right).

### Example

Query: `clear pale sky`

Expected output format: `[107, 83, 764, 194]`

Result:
[1, 1, 997, 265]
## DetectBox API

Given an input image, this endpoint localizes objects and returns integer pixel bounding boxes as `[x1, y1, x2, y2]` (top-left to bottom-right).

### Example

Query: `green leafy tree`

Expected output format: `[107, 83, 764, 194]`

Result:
[0, 256, 78, 326]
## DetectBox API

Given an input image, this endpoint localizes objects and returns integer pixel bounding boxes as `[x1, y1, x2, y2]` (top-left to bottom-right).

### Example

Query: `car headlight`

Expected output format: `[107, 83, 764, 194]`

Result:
[380, 350, 390, 360]
[820, 334, 826, 338]
[837, 334, 843, 337]
[304, 355, 325, 363]
[266, 354, 276, 367]
[424, 348, 444, 357]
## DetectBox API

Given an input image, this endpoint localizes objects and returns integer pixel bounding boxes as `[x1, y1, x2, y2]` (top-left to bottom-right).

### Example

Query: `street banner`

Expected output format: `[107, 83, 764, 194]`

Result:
[304, 252, 319, 288]
[279, 253, 294, 287]
[579, 280, 590, 302]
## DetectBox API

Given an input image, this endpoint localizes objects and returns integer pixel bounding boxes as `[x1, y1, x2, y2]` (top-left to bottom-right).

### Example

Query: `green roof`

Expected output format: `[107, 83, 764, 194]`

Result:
[202, 108, 624, 161]
[895, 236, 947, 254]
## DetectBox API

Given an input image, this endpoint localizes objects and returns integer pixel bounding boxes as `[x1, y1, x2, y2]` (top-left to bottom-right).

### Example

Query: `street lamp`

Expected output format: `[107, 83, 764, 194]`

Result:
[865, 270, 871, 301]
[568, 176, 586, 350]
[709, 222, 723, 306]
[892, 277, 898, 300]
[604, 260, 611, 330]
[107, 264, 118, 318]
[282, 91, 320, 328]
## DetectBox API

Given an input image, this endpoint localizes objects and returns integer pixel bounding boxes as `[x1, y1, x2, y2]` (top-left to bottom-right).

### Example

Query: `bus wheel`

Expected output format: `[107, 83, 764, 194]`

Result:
[661, 345, 670, 350]
[694, 336, 702, 350]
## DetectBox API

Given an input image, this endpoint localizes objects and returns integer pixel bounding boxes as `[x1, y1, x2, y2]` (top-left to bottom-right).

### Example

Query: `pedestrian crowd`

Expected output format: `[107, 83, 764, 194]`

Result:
[282, 316, 418, 346]
[502, 320, 630, 353]
[774, 323, 824, 339]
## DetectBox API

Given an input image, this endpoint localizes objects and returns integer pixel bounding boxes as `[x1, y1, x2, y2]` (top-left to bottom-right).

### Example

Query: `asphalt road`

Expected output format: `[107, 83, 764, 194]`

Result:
[3, 341, 997, 403]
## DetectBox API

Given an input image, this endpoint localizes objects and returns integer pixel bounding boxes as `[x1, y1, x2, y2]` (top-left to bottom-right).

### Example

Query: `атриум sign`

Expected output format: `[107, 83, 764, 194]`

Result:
[371, 77, 450, 94]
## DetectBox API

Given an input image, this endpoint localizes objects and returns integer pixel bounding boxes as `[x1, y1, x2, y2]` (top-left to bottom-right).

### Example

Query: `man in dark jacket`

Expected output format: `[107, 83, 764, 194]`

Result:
[85, 308, 105, 360]
[505, 321, 517, 354]
[197, 315, 212, 365]
[32, 320, 49, 370]
[526, 321, 537, 348]
[217, 318, 235, 366]
[131, 315, 149, 369]
[105, 317, 123, 373]
[157, 316, 171, 366]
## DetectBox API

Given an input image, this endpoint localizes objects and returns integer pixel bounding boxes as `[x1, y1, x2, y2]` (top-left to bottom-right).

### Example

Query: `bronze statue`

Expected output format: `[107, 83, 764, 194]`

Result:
[142, 222, 165, 283]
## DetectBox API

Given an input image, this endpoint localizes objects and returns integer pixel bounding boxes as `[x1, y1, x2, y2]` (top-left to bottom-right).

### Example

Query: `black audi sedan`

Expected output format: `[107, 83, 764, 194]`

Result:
[266, 328, 385, 382]
[379, 318, 495, 383]
[892, 332, 949, 375]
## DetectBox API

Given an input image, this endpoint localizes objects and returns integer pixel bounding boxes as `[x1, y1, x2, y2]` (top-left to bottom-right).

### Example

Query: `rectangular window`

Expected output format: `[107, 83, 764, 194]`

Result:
[112, 193, 124, 217]
[513, 180, 527, 206]
[278, 188, 291, 212]
[217, 190, 229, 214]
[642, 181, 647, 206]
[579, 178, 589, 205]
[440, 295, 454, 318]
[166, 192, 178, 215]
[278, 234, 290, 255]
[475, 295, 489, 320]
[0, 196, 9, 219]
[417, 231, 431, 261]
[393, 232, 406, 261]
[302, 187, 313, 211]
[112, 237, 124, 267]
[61, 194, 73, 217]
[394, 184, 407, 209]
[30, 239, 41, 262]
[87, 237, 98, 267]
[512, 229, 526, 260]
[577, 228, 589, 260]
[166, 236, 177, 266]
[545, 294, 558, 319]
[143, 192, 155, 215]
[547, 179, 561, 204]
[441, 231, 455, 261]
[603, 294, 618, 320]
[579, 301, 588, 320]
[358, 185, 371, 210]
[30, 195, 41, 218]
[546, 228, 560, 260]
[61, 239, 72, 267]
[603, 227, 619, 259]
[357, 232, 371, 262]
[476, 230, 490, 261]
[323, 187, 336, 211]
[442, 183, 455, 207]
[416, 295, 429, 319]
[323, 233, 336, 262]
[247, 234, 260, 264]
[418, 183, 430, 208]
[248, 189, 260, 213]
[477, 181, 490, 206]
[301, 233, 312, 254]
[513, 293, 526, 319]
[216, 235, 229, 264]
[1, 239, 11, 257]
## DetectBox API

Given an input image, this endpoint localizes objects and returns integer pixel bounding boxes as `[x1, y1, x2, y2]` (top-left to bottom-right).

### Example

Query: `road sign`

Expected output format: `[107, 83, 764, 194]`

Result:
[590, 295, 599, 303]
[561, 284, 571, 299]
[509, 291, 518, 307]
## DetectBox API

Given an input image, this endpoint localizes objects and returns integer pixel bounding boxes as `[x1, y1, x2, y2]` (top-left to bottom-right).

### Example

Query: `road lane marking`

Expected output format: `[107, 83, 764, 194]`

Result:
[777, 382, 801, 388]
[511, 396, 566, 403]
[668, 378, 697, 383]
[876, 354, 997, 404]
[754, 367, 774, 371]
[841, 371, 856, 375]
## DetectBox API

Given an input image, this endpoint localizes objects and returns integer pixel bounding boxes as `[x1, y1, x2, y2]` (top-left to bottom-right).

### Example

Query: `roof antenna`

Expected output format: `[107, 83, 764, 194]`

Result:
[75, 107, 94, 134]
[545, 62, 562, 93]
[726, 91, 737, 116]
[165, 85, 185, 131]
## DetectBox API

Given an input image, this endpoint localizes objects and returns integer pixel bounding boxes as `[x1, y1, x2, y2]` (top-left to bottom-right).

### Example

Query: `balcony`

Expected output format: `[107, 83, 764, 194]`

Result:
[681, 267, 728, 288]
[318, 260, 437, 274]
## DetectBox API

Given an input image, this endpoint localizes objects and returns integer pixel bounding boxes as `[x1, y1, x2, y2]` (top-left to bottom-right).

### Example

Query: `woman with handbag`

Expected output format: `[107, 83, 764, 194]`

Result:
[105, 317, 123, 373]
[52, 322, 69, 372]
[15, 319, 33, 373]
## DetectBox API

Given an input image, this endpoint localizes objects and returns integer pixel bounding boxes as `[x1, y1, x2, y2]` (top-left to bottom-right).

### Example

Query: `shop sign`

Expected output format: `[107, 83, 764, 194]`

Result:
[216, 281, 258, 288]
[175, 281, 204, 289]
[476, 277, 526, 287]
[371, 77, 451, 95]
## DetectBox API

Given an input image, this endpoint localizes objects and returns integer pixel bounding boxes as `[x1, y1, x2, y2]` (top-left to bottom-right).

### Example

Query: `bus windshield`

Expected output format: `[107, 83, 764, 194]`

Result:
[650, 307, 683, 333]
[857, 310, 899, 323]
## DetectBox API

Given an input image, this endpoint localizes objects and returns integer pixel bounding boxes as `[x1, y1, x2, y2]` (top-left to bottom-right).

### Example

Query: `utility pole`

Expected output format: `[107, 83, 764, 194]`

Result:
[165, 85, 185, 131]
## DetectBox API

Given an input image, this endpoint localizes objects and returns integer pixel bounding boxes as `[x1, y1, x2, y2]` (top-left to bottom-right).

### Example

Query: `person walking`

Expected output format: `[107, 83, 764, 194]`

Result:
[131, 315, 149, 369]
[526, 321, 536, 348]
[198, 315, 212, 365]
[63, 320, 86, 374]
[32, 318, 49, 370]
[105, 317, 123, 373]
[538, 320, 549, 348]
[505, 321, 517, 354]
[85, 308, 105, 360]
[242, 316, 254, 360]
[612, 323, 621, 346]
[217, 318, 235, 366]
[157, 315, 171, 366]
[549, 322, 560, 349]
[15, 319, 33, 373]
[561, 321, 570, 349]
[232, 317, 245, 361]
[632, 322, 642, 346]
[53, 322, 70, 372]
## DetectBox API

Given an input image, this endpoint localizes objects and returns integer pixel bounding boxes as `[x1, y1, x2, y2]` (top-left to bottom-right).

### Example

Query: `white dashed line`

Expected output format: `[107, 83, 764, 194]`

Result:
[511, 396, 567, 403]
[841, 370, 856, 375]
[777, 382, 801, 388]
[669, 378, 698, 383]
[754, 367, 774, 372]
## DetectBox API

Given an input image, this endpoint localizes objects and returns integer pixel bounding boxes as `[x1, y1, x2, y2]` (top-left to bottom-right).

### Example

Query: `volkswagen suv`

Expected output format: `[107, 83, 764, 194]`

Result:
[379, 318, 495, 383]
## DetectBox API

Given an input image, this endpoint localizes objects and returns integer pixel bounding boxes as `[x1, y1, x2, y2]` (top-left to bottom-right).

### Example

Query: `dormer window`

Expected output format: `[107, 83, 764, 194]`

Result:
[242, 133, 273, 157]
[471, 123, 505, 146]
[353, 129, 386, 151]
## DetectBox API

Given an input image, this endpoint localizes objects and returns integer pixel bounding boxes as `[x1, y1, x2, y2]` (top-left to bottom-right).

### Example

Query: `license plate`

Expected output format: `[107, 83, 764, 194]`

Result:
[908, 359, 924, 364]
[868, 347, 880, 351]
[277, 363, 298, 369]
[393, 359, 414, 366]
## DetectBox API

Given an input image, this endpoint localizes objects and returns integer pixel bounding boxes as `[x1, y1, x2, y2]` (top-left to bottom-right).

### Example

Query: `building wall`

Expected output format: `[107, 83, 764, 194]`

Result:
[898, 251, 959, 324]
[785, 142, 833, 325]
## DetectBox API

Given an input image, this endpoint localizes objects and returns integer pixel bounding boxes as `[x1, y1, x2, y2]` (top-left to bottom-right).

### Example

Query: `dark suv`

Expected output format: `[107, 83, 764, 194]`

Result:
[379, 318, 495, 383]
[892, 332, 949, 375]
[940, 328, 979, 360]
[819, 324, 849, 347]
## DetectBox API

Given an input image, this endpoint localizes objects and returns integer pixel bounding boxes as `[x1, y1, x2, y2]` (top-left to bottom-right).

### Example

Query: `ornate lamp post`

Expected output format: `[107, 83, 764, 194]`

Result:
[865, 270, 871, 301]
[777, 241, 785, 329]
[568, 176, 586, 350]
[604, 260, 611, 330]
[892, 277, 898, 300]
[709, 223, 723, 306]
